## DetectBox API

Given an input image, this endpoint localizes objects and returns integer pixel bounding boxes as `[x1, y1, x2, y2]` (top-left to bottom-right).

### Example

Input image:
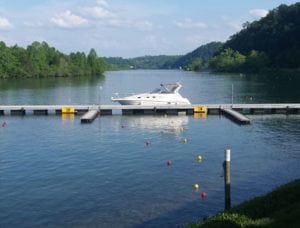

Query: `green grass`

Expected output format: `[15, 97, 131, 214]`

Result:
[188, 179, 300, 228]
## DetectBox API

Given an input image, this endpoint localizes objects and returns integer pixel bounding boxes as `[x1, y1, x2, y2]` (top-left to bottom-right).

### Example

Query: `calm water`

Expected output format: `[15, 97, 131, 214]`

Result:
[0, 70, 300, 227]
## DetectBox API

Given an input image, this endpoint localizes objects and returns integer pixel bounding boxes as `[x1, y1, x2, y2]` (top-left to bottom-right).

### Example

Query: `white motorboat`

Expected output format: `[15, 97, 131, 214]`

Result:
[111, 83, 191, 105]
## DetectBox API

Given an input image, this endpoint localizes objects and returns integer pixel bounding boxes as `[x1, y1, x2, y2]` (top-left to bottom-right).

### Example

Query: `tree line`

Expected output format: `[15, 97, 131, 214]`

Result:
[0, 41, 108, 79]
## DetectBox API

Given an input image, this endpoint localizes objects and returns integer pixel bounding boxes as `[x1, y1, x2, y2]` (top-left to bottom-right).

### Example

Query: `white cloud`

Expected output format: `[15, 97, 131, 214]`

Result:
[82, 6, 112, 18]
[96, 0, 109, 7]
[249, 9, 269, 18]
[0, 17, 13, 29]
[176, 18, 207, 29]
[50, 10, 89, 28]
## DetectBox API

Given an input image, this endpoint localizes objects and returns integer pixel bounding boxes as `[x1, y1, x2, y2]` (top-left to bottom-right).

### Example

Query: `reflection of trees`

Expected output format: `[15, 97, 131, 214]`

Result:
[239, 74, 300, 103]
[0, 75, 105, 91]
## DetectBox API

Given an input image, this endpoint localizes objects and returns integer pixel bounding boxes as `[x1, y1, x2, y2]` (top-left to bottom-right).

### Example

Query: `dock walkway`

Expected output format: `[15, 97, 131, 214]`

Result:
[1, 103, 299, 124]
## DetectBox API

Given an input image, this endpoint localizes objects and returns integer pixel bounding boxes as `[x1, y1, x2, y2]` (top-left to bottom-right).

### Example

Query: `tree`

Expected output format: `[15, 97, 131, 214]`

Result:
[186, 57, 202, 71]
[209, 48, 246, 72]
[245, 50, 270, 73]
[87, 48, 104, 76]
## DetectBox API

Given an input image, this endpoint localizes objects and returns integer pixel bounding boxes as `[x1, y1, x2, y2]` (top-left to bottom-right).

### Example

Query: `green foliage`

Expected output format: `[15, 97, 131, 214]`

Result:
[188, 179, 300, 228]
[172, 42, 223, 70]
[186, 57, 203, 71]
[0, 41, 108, 79]
[244, 50, 270, 73]
[222, 2, 300, 69]
[209, 48, 246, 72]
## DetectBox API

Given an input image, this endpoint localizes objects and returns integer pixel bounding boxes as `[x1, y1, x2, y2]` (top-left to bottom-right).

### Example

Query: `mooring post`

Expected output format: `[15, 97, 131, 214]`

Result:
[224, 149, 231, 210]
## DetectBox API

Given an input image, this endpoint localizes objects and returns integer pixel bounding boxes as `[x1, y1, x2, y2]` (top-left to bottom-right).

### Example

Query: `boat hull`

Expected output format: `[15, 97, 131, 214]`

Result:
[112, 99, 190, 105]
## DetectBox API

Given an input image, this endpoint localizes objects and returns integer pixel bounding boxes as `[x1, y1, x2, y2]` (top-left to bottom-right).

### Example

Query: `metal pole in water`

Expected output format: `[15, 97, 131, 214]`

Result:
[224, 149, 231, 210]
[231, 84, 234, 105]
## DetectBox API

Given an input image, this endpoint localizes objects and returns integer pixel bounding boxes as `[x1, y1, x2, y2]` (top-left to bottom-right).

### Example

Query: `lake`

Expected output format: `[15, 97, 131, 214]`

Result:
[0, 70, 300, 227]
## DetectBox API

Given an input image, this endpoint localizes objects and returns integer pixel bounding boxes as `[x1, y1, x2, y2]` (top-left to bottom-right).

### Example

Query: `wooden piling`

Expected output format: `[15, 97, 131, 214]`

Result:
[224, 149, 231, 210]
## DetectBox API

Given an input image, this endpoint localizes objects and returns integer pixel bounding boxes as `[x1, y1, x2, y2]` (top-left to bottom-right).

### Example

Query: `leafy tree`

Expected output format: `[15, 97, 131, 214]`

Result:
[245, 50, 270, 73]
[0, 41, 108, 79]
[209, 48, 246, 72]
[186, 57, 202, 71]
[0, 42, 21, 78]
[87, 48, 104, 76]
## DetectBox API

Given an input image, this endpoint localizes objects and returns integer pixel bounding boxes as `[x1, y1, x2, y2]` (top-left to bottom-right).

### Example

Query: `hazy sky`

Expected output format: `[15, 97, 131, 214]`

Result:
[0, 0, 298, 57]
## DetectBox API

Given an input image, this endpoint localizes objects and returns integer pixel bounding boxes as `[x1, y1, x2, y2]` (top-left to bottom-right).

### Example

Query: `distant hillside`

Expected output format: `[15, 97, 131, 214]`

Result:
[171, 42, 223, 69]
[104, 42, 222, 70]
[104, 55, 181, 69]
[220, 3, 300, 69]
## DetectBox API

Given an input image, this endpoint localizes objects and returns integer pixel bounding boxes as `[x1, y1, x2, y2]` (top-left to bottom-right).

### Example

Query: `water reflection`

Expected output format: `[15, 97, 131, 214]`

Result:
[0, 75, 104, 90]
[124, 115, 189, 135]
[61, 113, 75, 123]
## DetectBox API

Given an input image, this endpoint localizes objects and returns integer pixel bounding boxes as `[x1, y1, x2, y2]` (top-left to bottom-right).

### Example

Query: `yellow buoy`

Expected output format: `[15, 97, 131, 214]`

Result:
[194, 183, 199, 191]
[183, 137, 187, 143]
[197, 155, 203, 162]
[180, 127, 184, 133]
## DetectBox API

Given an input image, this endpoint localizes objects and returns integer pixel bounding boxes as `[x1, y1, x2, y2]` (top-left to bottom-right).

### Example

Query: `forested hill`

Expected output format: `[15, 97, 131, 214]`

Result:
[171, 42, 223, 70]
[0, 41, 108, 79]
[103, 55, 181, 69]
[220, 3, 300, 69]
[104, 42, 222, 70]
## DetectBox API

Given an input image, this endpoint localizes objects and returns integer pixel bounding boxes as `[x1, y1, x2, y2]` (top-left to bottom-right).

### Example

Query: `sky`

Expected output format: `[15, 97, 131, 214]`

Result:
[0, 0, 298, 58]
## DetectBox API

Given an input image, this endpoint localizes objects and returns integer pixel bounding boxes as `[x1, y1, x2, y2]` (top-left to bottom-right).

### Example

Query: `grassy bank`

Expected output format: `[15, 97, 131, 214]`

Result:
[188, 179, 300, 228]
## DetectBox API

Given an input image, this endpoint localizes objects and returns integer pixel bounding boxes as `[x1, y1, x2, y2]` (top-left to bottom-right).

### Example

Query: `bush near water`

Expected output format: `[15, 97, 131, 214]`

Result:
[188, 179, 300, 228]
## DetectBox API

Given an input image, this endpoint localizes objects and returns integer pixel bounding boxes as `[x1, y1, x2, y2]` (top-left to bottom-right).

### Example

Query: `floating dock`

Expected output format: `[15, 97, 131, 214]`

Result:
[80, 109, 99, 123]
[0, 104, 300, 124]
[221, 108, 250, 124]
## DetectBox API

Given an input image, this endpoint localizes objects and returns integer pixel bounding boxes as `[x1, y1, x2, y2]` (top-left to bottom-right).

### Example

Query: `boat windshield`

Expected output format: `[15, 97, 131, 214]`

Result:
[151, 88, 161, 93]
[150, 83, 181, 94]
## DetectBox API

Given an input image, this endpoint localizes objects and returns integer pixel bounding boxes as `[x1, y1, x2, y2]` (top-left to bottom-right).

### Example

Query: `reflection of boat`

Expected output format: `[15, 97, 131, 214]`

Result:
[111, 83, 191, 105]
[124, 115, 189, 134]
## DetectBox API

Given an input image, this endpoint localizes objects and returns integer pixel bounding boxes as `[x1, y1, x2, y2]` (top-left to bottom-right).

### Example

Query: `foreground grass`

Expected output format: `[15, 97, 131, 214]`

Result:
[188, 179, 300, 228]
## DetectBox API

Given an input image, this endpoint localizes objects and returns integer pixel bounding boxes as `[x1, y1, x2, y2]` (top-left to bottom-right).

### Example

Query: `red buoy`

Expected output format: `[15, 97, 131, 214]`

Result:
[201, 191, 207, 199]
[167, 160, 172, 166]
[121, 124, 126, 128]
[146, 141, 151, 146]
[2, 122, 7, 127]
